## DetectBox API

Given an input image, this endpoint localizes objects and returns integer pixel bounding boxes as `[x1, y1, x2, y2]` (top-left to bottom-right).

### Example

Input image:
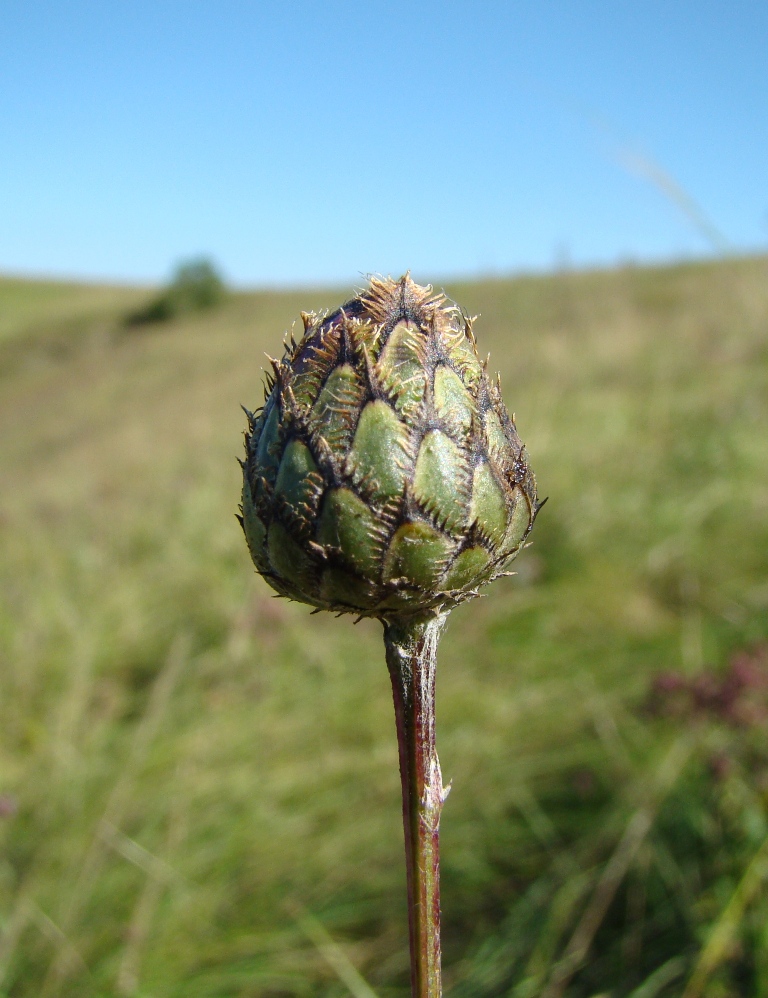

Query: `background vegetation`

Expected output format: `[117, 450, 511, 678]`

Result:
[125, 260, 226, 327]
[1, 256, 767, 997]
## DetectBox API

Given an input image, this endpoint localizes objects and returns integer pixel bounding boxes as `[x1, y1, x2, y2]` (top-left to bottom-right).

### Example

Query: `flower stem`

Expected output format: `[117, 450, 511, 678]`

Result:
[383, 612, 450, 998]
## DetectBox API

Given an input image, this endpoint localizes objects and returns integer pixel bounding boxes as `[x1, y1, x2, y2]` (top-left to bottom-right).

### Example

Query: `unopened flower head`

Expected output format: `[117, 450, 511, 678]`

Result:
[240, 275, 540, 618]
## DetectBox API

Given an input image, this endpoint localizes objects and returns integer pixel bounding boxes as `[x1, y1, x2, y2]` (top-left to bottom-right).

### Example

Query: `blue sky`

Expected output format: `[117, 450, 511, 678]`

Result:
[1, 1, 766, 286]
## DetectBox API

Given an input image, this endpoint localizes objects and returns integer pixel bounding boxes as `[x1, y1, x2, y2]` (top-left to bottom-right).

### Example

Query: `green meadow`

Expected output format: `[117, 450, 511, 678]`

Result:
[1, 256, 767, 997]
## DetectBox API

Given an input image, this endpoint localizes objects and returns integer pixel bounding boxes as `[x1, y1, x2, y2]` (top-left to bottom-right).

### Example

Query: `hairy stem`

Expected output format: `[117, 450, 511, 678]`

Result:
[383, 612, 450, 998]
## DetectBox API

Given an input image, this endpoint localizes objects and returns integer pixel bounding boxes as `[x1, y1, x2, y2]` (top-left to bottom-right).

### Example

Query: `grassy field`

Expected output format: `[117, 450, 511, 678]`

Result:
[1, 257, 767, 997]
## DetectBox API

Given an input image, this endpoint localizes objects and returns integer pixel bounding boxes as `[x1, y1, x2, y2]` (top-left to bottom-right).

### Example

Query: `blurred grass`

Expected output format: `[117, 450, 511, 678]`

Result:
[1, 257, 767, 997]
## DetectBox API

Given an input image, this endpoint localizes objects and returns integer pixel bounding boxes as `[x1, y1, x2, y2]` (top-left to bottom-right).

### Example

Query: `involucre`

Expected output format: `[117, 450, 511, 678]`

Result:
[240, 275, 540, 619]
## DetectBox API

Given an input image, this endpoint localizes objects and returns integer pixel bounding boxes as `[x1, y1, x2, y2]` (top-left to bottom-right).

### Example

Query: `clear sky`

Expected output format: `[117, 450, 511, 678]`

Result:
[1, 1, 766, 286]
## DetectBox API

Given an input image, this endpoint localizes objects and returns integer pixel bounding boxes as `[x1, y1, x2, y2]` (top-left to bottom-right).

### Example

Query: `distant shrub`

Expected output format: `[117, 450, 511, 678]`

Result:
[127, 258, 226, 326]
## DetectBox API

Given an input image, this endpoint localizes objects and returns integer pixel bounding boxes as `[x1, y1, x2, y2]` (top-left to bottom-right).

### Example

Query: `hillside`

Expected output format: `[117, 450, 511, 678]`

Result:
[1, 257, 768, 997]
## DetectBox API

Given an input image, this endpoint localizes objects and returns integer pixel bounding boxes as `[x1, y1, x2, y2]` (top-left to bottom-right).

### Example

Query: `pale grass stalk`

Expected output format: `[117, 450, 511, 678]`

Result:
[28, 903, 89, 979]
[290, 903, 379, 998]
[0, 895, 33, 989]
[117, 767, 189, 996]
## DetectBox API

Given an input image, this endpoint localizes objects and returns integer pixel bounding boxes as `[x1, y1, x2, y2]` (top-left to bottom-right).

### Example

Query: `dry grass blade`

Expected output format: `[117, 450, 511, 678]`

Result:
[682, 832, 768, 998]
[544, 737, 693, 997]
[628, 956, 687, 998]
[288, 903, 380, 998]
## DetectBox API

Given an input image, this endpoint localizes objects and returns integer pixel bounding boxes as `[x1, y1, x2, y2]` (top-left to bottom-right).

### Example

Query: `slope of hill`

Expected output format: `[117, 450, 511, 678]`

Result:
[0, 275, 147, 346]
[1, 257, 767, 997]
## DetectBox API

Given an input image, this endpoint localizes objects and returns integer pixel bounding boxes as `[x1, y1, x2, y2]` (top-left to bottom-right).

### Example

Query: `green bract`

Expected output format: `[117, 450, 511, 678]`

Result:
[240, 275, 540, 618]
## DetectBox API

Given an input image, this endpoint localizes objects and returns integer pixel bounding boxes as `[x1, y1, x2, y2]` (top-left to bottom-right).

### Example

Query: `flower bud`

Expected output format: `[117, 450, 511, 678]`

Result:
[241, 275, 540, 617]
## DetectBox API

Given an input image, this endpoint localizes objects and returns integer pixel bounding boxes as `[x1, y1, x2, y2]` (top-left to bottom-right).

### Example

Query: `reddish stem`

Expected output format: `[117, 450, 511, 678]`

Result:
[384, 612, 450, 998]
